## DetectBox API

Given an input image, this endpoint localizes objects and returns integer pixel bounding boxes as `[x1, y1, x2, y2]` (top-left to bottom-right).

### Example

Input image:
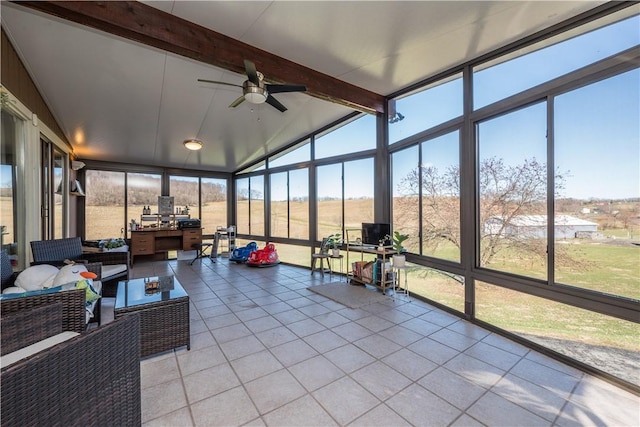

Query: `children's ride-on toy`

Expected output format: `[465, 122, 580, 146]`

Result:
[229, 241, 258, 263]
[246, 243, 280, 267]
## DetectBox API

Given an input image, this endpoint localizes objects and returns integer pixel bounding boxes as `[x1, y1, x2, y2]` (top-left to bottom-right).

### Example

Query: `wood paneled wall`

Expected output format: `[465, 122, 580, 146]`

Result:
[1, 28, 69, 145]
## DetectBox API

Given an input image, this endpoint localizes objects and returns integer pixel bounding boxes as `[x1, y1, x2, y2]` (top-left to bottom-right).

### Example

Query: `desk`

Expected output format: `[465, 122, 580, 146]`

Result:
[130, 228, 202, 264]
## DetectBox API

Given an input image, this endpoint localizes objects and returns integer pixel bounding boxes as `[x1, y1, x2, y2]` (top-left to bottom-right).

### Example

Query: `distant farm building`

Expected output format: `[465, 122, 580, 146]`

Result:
[484, 215, 599, 239]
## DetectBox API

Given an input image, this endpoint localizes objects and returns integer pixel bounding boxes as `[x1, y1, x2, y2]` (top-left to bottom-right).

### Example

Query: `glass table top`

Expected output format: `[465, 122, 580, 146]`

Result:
[115, 275, 187, 309]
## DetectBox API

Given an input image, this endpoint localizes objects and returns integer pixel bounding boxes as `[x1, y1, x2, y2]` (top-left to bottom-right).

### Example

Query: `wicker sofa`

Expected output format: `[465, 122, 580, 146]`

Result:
[30, 237, 129, 297]
[1, 255, 104, 327]
[0, 303, 141, 426]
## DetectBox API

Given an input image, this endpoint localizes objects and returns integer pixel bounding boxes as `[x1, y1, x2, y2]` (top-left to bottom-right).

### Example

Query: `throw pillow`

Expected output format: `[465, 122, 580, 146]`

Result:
[15, 265, 60, 291]
[75, 279, 101, 304]
[52, 264, 97, 288]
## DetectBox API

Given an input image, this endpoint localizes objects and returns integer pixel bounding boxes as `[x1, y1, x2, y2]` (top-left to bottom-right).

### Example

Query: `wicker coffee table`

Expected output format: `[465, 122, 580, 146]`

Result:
[114, 275, 190, 357]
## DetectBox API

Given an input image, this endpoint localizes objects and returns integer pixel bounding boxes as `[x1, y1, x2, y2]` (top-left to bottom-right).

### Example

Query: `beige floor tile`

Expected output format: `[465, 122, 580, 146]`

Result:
[230, 349, 284, 383]
[243, 315, 282, 333]
[466, 391, 549, 426]
[351, 361, 412, 401]
[131, 261, 636, 427]
[244, 369, 307, 413]
[254, 325, 299, 348]
[141, 378, 188, 423]
[262, 395, 338, 427]
[141, 354, 181, 389]
[324, 343, 376, 374]
[183, 362, 241, 404]
[418, 367, 487, 410]
[142, 406, 194, 427]
[270, 338, 319, 366]
[349, 404, 412, 427]
[219, 334, 266, 360]
[302, 329, 349, 353]
[288, 355, 345, 392]
[381, 348, 438, 381]
[313, 376, 380, 425]
[190, 386, 259, 427]
[210, 322, 253, 343]
[177, 346, 227, 376]
[353, 333, 402, 359]
[386, 383, 461, 426]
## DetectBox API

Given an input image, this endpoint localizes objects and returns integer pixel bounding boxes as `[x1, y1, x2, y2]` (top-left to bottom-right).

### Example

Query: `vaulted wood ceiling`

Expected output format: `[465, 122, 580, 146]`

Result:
[1, 1, 605, 172]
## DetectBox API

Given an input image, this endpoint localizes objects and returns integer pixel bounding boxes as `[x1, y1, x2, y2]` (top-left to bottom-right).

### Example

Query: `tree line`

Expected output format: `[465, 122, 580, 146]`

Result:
[85, 171, 226, 206]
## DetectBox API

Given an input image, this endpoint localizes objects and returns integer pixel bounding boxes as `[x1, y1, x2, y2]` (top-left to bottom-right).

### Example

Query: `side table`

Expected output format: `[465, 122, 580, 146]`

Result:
[329, 254, 344, 282]
[393, 265, 411, 301]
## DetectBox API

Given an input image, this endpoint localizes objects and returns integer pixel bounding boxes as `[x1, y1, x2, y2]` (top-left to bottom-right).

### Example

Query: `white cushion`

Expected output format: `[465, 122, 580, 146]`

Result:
[0, 331, 80, 368]
[2, 286, 26, 294]
[101, 264, 127, 279]
[15, 265, 60, 291]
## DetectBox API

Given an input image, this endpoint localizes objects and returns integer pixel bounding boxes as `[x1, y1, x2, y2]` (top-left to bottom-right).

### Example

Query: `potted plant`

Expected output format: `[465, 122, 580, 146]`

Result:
[391, 230, 409, 267]
[99, 238, 128, 252]
[327, 233, 342, 257]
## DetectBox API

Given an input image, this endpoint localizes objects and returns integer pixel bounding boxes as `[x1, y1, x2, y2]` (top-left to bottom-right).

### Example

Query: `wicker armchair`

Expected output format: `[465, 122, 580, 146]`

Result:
[31, 237, 129, 297]
[1, 262, 104, 330]
[0, 304, 141, 426]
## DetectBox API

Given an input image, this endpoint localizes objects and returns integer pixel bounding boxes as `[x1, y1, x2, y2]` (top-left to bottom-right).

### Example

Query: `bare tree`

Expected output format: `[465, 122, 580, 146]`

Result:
[395, 156, 575, 266]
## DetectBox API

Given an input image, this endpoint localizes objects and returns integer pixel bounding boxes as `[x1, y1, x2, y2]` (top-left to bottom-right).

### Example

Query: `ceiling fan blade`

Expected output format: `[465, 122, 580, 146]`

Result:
[244, 60, 260, 85]
[198, 79, 243, 88]
[266, 84, 307, 94]
[265, 95, 287, 112]
[229, 96, 246, 108]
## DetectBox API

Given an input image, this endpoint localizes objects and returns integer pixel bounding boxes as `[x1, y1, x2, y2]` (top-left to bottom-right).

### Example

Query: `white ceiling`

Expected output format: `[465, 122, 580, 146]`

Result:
[1, 1, 604, 173]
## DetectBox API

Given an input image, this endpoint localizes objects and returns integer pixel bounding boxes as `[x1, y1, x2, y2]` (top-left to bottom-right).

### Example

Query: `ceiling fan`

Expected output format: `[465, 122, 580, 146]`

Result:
[198, 60, 306, 112]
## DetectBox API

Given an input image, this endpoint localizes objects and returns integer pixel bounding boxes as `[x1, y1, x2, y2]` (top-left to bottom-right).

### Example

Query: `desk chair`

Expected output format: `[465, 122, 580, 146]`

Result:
[311, 238, 332, 276]
[190, 234, 215, 265]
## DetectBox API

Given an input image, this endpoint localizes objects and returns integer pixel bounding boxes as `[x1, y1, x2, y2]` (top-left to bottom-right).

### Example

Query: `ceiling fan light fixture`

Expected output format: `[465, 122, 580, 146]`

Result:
[244, 86, 268, 104]
[183, 138, 203, 151]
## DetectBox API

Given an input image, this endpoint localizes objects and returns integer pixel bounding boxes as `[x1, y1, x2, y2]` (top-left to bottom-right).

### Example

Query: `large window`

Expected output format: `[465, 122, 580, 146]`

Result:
[170, 175, 199, 216]
[270, 169, 309, 239]
[474, 14, 640, 109]
[85, 170, 125, 240]
[389, 75, 463, 144]
[476, 281, 640, 387]
[127, 173, 161, 233]
[236, 178, 249, 234]
[315, 114, 376, 160]
[317, 159, 374, 239]
[269, 141, 310, 168]
[391, 137, 461, 261]
[41, 139, 67, 240]
[250, 175, 264, 236]
[554, 70, 640, 300]
[235, 175, 264, 236]
[317, 163, 343, 239]
[0, 110, 23, 267]
[477, 103, 548, 280]
[200, 177, 227, 231]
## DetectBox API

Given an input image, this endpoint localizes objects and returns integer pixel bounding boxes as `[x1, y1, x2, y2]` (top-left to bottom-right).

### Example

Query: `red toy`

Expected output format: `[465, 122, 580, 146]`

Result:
[246, 243, 280, 267]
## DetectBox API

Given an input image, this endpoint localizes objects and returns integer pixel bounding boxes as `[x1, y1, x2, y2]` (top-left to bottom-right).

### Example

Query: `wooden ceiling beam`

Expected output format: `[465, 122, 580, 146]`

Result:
[15, 1, 385, 114]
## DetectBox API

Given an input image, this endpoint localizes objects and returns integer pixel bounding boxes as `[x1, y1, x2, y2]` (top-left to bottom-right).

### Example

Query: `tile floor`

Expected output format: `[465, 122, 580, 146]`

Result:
[126, 259, 639, 426]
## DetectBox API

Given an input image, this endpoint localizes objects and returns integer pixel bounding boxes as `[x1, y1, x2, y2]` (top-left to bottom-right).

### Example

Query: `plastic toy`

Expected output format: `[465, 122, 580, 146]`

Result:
[229, 241, 258, 263]
[246, 243, 280, 267]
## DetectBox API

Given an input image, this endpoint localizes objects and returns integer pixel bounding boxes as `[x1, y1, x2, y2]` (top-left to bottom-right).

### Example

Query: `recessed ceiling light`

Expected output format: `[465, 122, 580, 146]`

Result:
[183, 139, 203, 151]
